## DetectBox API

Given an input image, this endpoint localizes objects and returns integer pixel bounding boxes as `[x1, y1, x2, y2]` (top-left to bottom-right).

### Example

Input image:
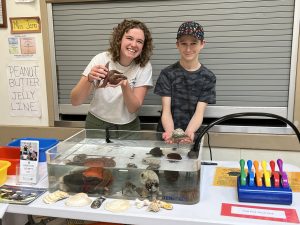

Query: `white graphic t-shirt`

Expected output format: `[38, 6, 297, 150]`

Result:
[82, 52, 153, 124]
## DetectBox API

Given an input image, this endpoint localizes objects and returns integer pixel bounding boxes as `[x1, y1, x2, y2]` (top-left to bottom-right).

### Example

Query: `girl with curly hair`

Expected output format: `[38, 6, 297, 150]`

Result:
[71, 19, 153, 130]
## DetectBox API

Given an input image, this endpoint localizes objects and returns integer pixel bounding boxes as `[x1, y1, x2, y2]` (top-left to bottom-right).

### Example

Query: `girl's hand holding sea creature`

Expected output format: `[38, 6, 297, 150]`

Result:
[87, 64, 108, 84]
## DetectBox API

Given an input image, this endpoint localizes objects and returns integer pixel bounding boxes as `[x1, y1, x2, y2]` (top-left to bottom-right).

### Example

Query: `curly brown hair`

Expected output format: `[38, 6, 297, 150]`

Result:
[108, 19, 153, 67]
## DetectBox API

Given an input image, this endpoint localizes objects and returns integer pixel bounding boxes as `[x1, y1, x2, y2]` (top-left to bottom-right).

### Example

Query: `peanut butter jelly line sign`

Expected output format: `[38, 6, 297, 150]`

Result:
[7, 64, 41, 117]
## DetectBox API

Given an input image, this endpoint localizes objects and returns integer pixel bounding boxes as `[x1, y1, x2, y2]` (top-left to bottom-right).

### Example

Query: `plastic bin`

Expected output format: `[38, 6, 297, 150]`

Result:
[0, 146, 20, 175]
[7, 137, 59, 162]
[0, 160, 11, 185]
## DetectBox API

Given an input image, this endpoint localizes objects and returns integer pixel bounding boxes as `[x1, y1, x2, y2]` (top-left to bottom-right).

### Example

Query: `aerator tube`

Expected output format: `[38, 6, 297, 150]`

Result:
[191, 112, 300, 153]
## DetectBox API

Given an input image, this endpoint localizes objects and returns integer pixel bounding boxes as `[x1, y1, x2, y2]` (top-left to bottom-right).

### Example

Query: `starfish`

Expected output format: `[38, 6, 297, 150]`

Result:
[98, 62, 127, 88]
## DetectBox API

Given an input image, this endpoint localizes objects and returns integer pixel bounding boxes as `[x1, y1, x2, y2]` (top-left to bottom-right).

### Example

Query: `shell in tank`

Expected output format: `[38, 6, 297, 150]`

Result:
[140, 170, 159, 193]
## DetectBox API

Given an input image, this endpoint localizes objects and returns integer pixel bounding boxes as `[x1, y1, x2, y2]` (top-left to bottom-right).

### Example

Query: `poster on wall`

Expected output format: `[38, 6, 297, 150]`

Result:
[6, 63, 42, 117]
[8, 35, 38, 60]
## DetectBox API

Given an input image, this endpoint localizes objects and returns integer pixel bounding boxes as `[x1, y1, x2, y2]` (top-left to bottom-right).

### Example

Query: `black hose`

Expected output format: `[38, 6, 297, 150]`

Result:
[191, 112, 300, 153]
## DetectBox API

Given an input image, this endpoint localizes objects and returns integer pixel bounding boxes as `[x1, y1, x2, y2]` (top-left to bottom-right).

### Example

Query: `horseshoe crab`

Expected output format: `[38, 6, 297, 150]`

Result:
[62, 163, 113, 194]
[63, 155, 116, 194]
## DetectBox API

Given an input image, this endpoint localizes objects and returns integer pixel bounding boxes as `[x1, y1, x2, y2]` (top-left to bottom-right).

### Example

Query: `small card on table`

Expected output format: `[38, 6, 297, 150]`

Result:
[18, 140, 39, 184]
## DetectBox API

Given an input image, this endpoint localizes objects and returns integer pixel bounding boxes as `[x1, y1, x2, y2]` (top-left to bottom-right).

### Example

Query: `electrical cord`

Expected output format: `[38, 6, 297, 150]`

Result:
[206, 132, 212, 161]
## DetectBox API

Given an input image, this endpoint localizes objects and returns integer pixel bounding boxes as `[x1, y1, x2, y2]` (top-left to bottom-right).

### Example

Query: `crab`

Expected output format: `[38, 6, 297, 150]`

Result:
[97, 62, 127, 88]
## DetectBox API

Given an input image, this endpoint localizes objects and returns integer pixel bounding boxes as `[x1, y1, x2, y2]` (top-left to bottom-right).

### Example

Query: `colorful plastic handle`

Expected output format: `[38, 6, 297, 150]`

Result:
[261, 160, 271, 187]
[277, 159, 289, 188]
[270, 160, 276, 173]
[256, 171, 263, 187]
[253, 160, 263, 187]
[239, 159, 247, 186]
[247, 160, 255, 186]
[277, 159, 284, 173]
[253, 160, 259, 172]
[272, 171, 281, 187]
[269, 160, 280, 187]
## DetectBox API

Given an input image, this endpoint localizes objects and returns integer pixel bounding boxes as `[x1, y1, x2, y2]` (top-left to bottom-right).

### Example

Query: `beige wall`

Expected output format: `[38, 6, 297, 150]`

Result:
[0, 0, 299, 150]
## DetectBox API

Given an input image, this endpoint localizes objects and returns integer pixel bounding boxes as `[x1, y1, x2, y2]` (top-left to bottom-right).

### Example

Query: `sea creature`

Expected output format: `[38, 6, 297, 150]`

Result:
[167, 153, 182, 162]
[82, 167, 104, 180]
[62, 166, 113, 194]
[122, 181, 137, 197]
[140, 170, 159, 193]
[126, 163, 137, 168]
[97, 62, 127, 88]
[147, 147, 163, 157]
[122, 181, 149, 198]
[61, 154, 116, 194]
[172, 128, 187, 138]
[170, 128, 191, 143]
[142, 157, 161, 167]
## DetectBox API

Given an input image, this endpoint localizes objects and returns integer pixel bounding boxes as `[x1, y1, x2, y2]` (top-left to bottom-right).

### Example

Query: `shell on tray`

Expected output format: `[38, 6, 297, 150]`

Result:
[91, 196, 106, 209]
[147, 200, 173, 212]
[134, 198, 150, 209]
[65, 193, 92, 207]
[148, 200, 160, 212]
[43, 190, 69, 204]
[104, 199, 130, 213]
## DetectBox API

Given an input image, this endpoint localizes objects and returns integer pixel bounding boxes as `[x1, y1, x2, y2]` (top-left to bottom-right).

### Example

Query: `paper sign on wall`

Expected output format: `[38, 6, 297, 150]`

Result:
[7, 63, 42, 117]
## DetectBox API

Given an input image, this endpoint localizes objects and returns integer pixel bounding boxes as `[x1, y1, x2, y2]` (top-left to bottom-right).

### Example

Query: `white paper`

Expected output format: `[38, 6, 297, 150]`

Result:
[232, 206, 286, 219]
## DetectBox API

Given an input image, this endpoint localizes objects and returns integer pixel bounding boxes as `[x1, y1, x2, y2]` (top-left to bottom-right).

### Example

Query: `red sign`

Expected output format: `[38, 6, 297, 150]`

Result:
[221, 203, 299, 223]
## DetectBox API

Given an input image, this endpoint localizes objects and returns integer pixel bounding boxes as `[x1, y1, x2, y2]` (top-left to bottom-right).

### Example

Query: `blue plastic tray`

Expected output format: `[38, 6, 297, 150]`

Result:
[237, 176, 292, 205]
[7, 137, 59, 162]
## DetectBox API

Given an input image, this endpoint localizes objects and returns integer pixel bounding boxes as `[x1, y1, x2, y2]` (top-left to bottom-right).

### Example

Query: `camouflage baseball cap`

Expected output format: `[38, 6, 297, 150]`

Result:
[176, 21, 204, 40]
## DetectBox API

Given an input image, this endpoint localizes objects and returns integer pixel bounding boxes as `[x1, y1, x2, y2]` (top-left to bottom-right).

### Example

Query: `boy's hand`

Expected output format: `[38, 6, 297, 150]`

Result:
[185, 130, 195, 143]
[163, 130, 193, 144]
[162, 131, 172, 143]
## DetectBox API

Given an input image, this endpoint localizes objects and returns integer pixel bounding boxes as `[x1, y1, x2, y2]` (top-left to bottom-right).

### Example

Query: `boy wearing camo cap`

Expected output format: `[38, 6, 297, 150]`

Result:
[154, 21, 216, 143]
